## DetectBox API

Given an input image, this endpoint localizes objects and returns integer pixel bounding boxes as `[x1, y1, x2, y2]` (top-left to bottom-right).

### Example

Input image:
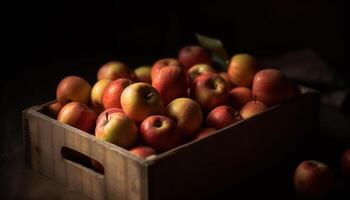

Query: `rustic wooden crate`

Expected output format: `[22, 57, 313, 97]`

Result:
[22, 87, 319, 200]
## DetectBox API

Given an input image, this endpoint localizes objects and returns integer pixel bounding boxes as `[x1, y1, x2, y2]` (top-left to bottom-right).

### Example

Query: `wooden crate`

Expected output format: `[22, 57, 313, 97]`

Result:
[22, 87, 319, 200]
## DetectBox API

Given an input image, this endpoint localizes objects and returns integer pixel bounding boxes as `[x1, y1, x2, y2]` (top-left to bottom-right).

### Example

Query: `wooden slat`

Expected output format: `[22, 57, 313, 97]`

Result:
[27, 110, 41, 172]
[52, 122, 67, 185]
[37, 115, 54, 178]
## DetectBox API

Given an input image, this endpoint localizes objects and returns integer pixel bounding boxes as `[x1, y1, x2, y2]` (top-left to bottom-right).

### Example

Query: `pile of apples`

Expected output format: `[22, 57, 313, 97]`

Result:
[48, 45, 299, 165]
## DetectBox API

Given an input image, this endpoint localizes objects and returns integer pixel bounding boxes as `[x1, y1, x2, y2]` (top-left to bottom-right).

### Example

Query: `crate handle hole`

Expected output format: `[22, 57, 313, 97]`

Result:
[60, 146, 105, 175]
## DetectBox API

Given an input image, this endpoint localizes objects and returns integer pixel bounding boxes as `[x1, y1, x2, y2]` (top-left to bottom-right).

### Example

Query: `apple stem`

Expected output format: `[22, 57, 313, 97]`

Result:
[146, 92, 154, 99]
[106, 112, 109, 122]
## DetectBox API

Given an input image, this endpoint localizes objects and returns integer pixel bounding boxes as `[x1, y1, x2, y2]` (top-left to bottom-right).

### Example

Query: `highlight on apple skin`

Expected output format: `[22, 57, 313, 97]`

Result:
[206, 105, 242, 129]
[121, 82, 164, 122]
[152, 65, 188, 106]
[165, 98, 203, 138]
[293, 160, 333, 198]
[178, 45, 212, 71]
[95, 108, 138, 149]
[97, 61, 133, 81]
[140, 115, 181, 152]
[57, 102, 97, 134]
[56, 75, 92, 106]
[102, 78, 134, 109]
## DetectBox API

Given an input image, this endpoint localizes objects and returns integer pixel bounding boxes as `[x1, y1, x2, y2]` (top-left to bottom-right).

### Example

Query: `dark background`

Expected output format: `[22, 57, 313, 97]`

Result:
[0, 1, 349, 199]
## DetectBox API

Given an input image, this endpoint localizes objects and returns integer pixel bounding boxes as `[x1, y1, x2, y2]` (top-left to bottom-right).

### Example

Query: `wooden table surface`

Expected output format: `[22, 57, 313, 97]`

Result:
[1, 64, 350, 200]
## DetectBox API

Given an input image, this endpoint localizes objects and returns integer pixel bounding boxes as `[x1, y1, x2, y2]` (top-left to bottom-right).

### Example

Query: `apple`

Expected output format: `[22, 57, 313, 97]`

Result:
[190, 73, 229, 112]
[140, 115, 180, 152]
[97, 61, 132, 81]
[218, 72, 233, 89]
[341, 148, 350, 177]
[178, 45, 211, 71]
[227, 53, 258, 87]
[152, 65, 188, 106]
[193, 127, 217, 140]
[45, 102, 63, 118]
[206, 105, 242, 129]
[188, 64, 216, 82]
[252, 69, 292, 106]
[151, 58, 181, 81]
[57, 102, 97, 134]
[239, 100, 267, 119]
[294, 160, 333, 198]
[56, 76, 91, 106]
[91, 79, 112, 114]
[129, 145, 157, 159]
[95, 108, 138, 149]
[134, 65, 152, 84]
[102, 78, 134, 109]
[165, 98, 203, 137]
[121, 83, 164, 122]
[228, 87, 253, 110]
[91, 158, 104, 174]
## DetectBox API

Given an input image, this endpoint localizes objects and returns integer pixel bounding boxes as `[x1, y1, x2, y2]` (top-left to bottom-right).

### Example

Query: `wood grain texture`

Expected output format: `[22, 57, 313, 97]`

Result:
[23, 87, 318, 200]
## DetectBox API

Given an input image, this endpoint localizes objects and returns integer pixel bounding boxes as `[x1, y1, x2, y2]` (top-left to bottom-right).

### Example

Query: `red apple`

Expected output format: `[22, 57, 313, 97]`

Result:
[91, 159, 104, 174]
[121, 83, 164, 122]
[294, 160, 333, 198]
[152, 65, 188, 106]
[178, 45, 211, 71]
[193, 127, 217, 140]
[227, 53, 258, 87]
[188, 64, 216, 82]
[239, 100, 267, 119]
[97, 61, 132, 80]
[57, 102, 97, 134]
[228, 87, 253, 110]
[56, 76, 91, 106]
[129, 145, 157, 159]
[95, 108, 137, 149]
[45, 102, 63, 118]
[165, 98, 203, 137]
[252, 69, 292, 106]
[341, 148, 350, 177]
[218, 72, 233, 89]
[134, 65, 152, 84]
[206, 105, 242, 129]
[151, 58, 181, 81]
[140, 115, 180, 152]
[91, 79, 112, 114]
[190, 73, 229, 112]
[102, 78, 134, 109]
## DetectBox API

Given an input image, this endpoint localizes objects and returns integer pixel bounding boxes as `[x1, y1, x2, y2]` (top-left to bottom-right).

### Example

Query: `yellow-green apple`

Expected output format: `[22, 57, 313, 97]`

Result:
[193, 127, 217, 140]
[57, 102, 97, 134]
[129, 145, 157, 159]
[341, 148, 350, 177]
[97, 61, 132, 81]
[190, 73, 229, 112]
[227, 53, 258, 87]
[252, 69, 292, 106]
[188, 64, 216, 82]
[228, 87, 253, 109]
[219, 72, 233, 89]
[239, 100, 267, 119]
[294, 160, 333, 198]
[152, 65, 188, 106]
[165, 98, 203, 137]
[56, 76, 91, 106]
[140, 115, 180, 152]
[206, 105, 242, 129]
[178, 45, 211, 71]
[91, 79, 112, 114]
[45, 102, 63, 118]
[121, 83, 164, 122]
[91, 159, 104, 174]
[95, 108, 137, 149]
[134, 65, 152, 84]
[102, 78, 134, 109]
[151, 58, 181, 81]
